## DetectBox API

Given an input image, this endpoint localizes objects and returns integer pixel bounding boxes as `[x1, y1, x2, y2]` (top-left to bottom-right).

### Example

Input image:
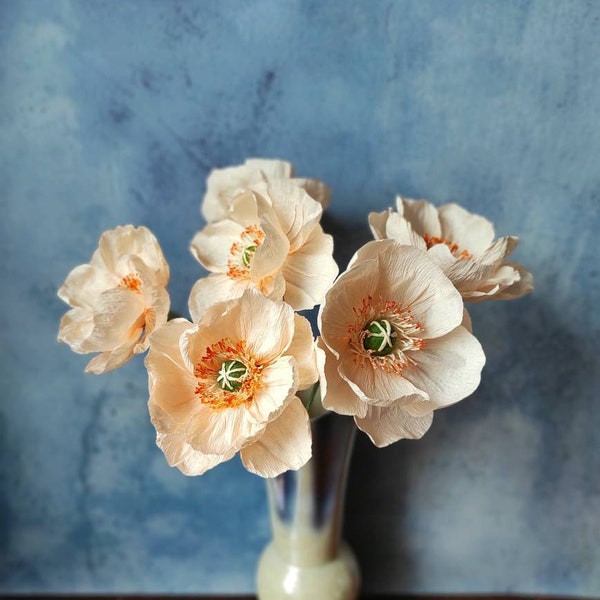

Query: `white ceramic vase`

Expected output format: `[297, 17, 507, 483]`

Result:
[256, 410, 360, 600]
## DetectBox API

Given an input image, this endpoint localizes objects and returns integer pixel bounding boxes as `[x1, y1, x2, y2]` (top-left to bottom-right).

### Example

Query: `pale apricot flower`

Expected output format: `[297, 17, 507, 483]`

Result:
[369, 196, 533, 302]
[57, 225, 170, 374]
[189, 179, 338, 320]
[202, 157, 330, 223]
[317, 240, 485, 447]
[146, 290, 317, 477]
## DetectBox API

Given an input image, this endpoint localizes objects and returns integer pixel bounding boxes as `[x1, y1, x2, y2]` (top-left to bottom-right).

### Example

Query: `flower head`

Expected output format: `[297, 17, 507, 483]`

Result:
[189, 179, 338, 319]
[317, 240, 485, 447]
[202, 157, 330, 223]
[57, 226, 170, 374]
[369, 196, 533, 302]
[146, 290, 318, 477]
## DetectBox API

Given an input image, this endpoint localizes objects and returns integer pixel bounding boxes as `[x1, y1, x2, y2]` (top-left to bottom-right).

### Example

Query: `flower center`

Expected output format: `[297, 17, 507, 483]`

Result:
[216, 359, 248, 391]
[348, 296, 425, 374]
[120, 273, 143, 293]
[422, 233, 473, 260]
[194, 339, 262, 410]
[227, 225, 265, 280]
[362, 319, 397, 356]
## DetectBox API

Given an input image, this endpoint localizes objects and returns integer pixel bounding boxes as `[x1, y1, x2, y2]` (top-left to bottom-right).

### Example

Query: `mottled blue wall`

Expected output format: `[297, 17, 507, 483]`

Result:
[1, 0, 599, 595]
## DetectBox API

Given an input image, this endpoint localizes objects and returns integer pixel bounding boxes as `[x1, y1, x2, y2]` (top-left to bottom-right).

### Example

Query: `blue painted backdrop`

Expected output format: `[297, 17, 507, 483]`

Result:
[1, 0, 599, 595]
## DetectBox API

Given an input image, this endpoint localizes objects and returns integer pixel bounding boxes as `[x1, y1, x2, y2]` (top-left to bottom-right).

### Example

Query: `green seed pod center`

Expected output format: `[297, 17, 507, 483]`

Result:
[363, 319, 397, 356]
[217, 359, 248, 391]
[242, 245, 257, 267]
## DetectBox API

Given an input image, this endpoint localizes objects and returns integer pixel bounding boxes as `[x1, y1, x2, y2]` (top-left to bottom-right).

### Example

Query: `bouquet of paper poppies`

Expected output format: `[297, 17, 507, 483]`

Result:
[57, 159, 533, 478]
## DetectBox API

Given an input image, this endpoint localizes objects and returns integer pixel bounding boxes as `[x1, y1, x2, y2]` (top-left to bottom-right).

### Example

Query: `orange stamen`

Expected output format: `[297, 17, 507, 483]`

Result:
[120, 274, 143, 293]
[422, 233, 473, 260]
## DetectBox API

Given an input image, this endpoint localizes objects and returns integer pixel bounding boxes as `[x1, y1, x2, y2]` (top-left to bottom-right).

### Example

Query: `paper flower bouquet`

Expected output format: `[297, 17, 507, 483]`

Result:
[57, 158, 532, 598]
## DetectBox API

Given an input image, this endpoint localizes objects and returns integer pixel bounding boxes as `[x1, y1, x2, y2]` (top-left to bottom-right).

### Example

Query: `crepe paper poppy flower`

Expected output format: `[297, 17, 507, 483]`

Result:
[146, 290, 317, 477]
[201, 157, 330, 223]
[317, 240, 485, 447]
[369, 196, 534, 302]
[57, 225, 170, 374]
[189, 180, 338, 320]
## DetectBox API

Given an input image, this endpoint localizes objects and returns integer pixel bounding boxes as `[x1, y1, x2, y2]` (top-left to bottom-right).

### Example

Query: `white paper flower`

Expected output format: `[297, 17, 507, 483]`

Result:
[189, 179, 338, 319]
[317, 240, 485, 447]
[57, 226, 170, 374]
[146, 290, 317, 477]
[369, 196, 533, 302]
[201, 157, 330, 223]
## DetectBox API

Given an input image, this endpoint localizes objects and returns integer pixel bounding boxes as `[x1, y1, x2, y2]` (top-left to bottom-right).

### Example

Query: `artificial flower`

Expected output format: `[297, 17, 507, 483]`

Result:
[189, 179, 338, 319]
[317, 240, 485, 447]
[146, 290, 317, 477]
[57, 225, 170, 374]
[201, 157, 330, 223]
[369, 196, 533, 302]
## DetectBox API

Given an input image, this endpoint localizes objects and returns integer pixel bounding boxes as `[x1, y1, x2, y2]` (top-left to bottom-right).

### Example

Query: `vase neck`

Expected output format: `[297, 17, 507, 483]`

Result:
[265, 413, 356, 567]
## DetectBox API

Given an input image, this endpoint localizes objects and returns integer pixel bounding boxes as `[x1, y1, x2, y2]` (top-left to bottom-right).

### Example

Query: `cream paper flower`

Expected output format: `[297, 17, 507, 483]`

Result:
[189, 179, 338, 320]
[146, 290, 317, 477]
[317, 240, 485, 447]
[369, 196, 533, 302]
[202, 157, 330, 223]
[57, 225, 170, 374]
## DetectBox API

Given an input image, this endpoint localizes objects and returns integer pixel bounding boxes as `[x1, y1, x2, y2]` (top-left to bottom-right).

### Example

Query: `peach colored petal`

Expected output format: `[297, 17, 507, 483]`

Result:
[318, 258, 380, 355]
[57, 264, 117, 309]
[221, 290, 295, 362]
[338, 349, 428, 406]
[250, 216, 290, 280]
[438, 203, 495, 257]
[150, 404, 235, 476]
[316, 338, 367, 418]
[368, 209, 391, 240]
[355, 404, 434, 448]
[202, 165, 267, 223]
[190, 220, 246, 272]
[240, 396, 311, 477]
[82, 287, 146, 352]
[281, 226, 338, 310]
[246, 355, 297, 424]
[261, 179, 323, 252]
[186, 403, 267, 456]
[398, 197, 441, 238]
[57, 308, 95, 353]
[493, 263, 534, 300]
[293, 177, 331, 209]
[286, 314, 319, 390]
[187, 274, 251, 323]
[402, 325, 485, 408]
[97, 225, 169, 284]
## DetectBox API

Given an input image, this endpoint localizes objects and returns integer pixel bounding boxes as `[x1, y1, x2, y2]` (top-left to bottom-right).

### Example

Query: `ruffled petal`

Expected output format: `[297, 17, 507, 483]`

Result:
[398, 197, 442, 238]
[240, 396, 311, 477]
[287, 314, 319, 390]
[281, 226, 338, 310]
[97, 225, 169, 284]
[438, 203, 495, 257]
[245, 355, 298, 424]
[355, 404, 434, 447]
[188, 274, 250, 323]
[57, 264, 117, 309]
[338, 349, 428, 406]
[190, 220, 246, 272]
[316, 338, 368, 418]
[150, 404, 235, 476]
[402, 325, 485, 408]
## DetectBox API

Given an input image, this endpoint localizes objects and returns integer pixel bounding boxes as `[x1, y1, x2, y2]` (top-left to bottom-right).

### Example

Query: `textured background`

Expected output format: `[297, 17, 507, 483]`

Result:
[1, 0, 599, 595]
